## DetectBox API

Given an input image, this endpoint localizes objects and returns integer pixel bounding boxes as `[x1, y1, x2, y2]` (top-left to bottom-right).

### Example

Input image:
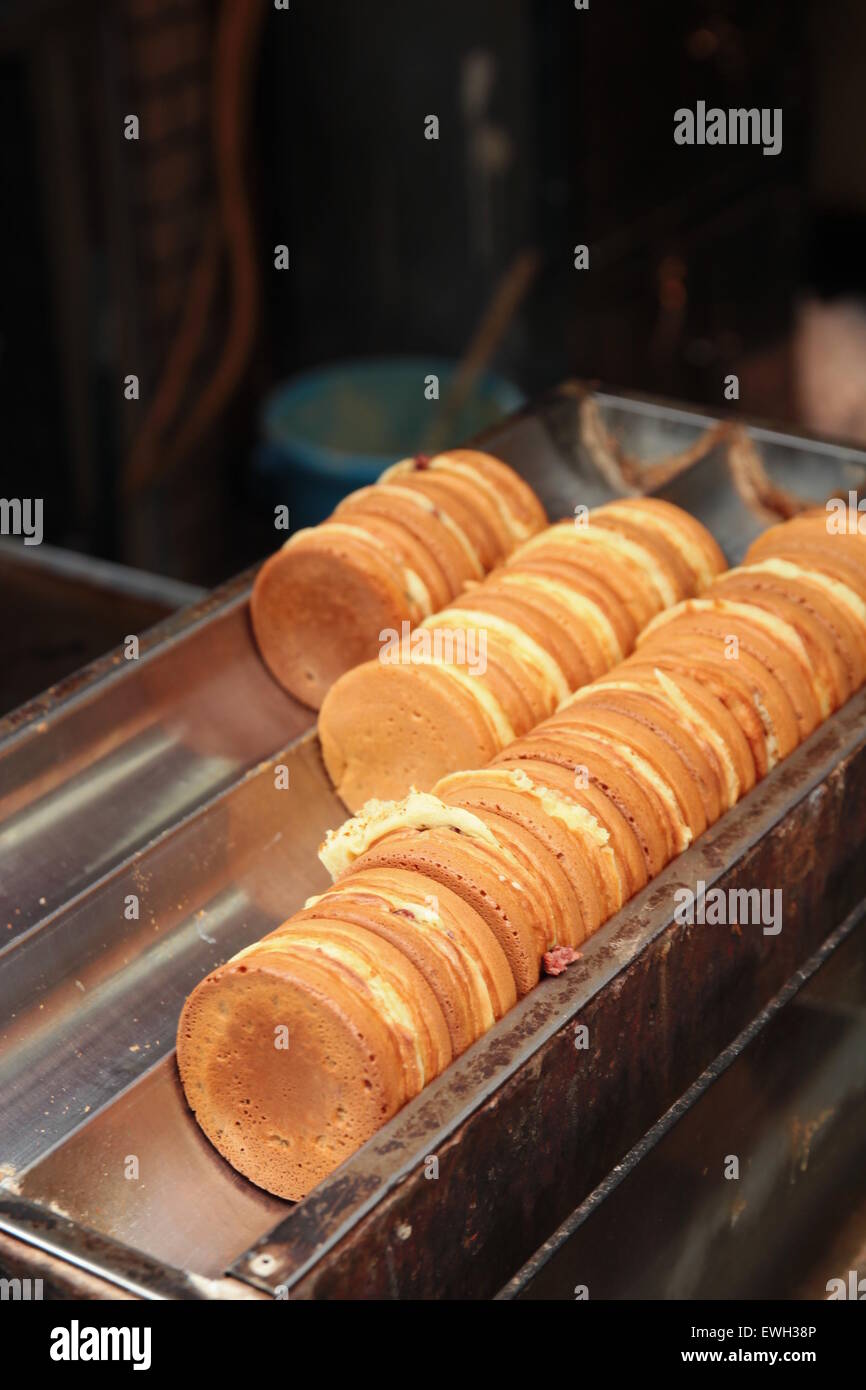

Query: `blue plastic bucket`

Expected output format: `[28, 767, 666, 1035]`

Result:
[253, 357, 524, 528]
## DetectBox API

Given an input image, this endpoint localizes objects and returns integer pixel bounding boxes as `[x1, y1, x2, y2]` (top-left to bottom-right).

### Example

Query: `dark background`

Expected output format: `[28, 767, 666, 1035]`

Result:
[1, 0, 865, 597]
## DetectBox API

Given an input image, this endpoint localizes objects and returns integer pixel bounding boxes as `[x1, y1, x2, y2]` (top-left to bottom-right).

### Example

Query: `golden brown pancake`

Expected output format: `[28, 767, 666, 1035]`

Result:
[319, 660, 503, 810]
[609, 661, 757, 807]
[336, 488, 482, 594]
[297, 868, 513, 1053]
[639, 606, 820, 745]
[319, 501, 726, 808]
[182, 504, 866, 1208]
[341, 866, 517, 1015]
[251, 449, 546, 709]
[744, 511, 866, 565]
[440, 595, 570, 705]
[426, 608, 559, 724]
[356, 824, 543, 995]
[511, 533, 664, 629]
[426, 448, 548, 541]
[481, 580, 610, 686]
[630, 641, 776, 779]
[513, 522, 676, 619]
[493, 753, 648, 902]
[588, 510, 698, 603]
[381, 470, 509, 572]
[434, 777, 587, 945]
[294, 890, 476, 1054]
[177, 919, 451, 1201]
[500, 728, 673, 878]
[322, 508, 448, 617]
[503, 557, 639, 657]
[598, 497, 727, 590]
[436, 767, 616, 929]
[464, 805, 588, 950]
[251, 527, 411, 708]
[564, 687, 724, 829]
[711, 570, 866, 710]
[547, 704, 706, 845]
[739, 545, 866, 608]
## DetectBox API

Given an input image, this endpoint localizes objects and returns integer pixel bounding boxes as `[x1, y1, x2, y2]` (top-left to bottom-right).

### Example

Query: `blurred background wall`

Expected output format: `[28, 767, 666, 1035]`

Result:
[1, 0, 865, 598]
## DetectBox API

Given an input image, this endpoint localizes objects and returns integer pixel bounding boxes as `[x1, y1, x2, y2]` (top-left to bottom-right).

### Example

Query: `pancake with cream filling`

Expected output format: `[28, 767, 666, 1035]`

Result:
[177, 920, 451, 1201]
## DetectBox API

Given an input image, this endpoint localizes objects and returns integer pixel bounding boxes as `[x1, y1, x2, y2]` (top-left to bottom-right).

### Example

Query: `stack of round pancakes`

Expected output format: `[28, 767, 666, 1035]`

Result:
[178, 508, 866, 1201]
[251, 449, 547, 708]
[319, 498, 727, 809]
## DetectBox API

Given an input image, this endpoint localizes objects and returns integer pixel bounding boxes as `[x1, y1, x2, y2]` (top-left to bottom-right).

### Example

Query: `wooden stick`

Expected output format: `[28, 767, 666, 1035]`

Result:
[421, 247, 541, 454]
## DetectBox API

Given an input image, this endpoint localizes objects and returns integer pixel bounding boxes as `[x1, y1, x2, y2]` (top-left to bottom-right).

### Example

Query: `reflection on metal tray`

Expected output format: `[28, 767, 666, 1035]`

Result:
[1, 383, 866, 1299]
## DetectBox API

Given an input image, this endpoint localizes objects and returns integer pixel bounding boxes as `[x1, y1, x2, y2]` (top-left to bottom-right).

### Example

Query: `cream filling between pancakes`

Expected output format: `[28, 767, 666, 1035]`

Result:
[382, 457, 535, 545]
[240, 932, 429, 1086]
[439, 766, 624, 909]
[751, 694, 781, 769]
[319, 883, 497, 1031]
[562, 728, 693, 853]
[319, 790, 502, 878]
[429, 608, 571, 707]
[640, 597, 830, 716]
[517, 521, 677, 609]
[283, 520, 428, 617]
[404, 568, 434, 619]
[599, 501, 717, 591]
[498, 571, 624, 666]
[566, 675, 741, 809]
[367, 482, 486, 578]
[408, 654, 516, 749]
[650, 669, 741, 808]
[738, 559, 866, 633]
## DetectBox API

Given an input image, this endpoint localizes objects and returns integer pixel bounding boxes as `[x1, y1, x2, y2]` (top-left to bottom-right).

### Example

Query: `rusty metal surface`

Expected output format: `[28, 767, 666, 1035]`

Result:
[1, 384, 865, 1299]
[498, 901, 866, 1299]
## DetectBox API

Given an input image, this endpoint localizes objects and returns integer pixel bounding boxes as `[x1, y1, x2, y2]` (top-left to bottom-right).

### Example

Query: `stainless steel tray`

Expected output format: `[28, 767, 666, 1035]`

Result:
[1, 383, 865, 1298]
